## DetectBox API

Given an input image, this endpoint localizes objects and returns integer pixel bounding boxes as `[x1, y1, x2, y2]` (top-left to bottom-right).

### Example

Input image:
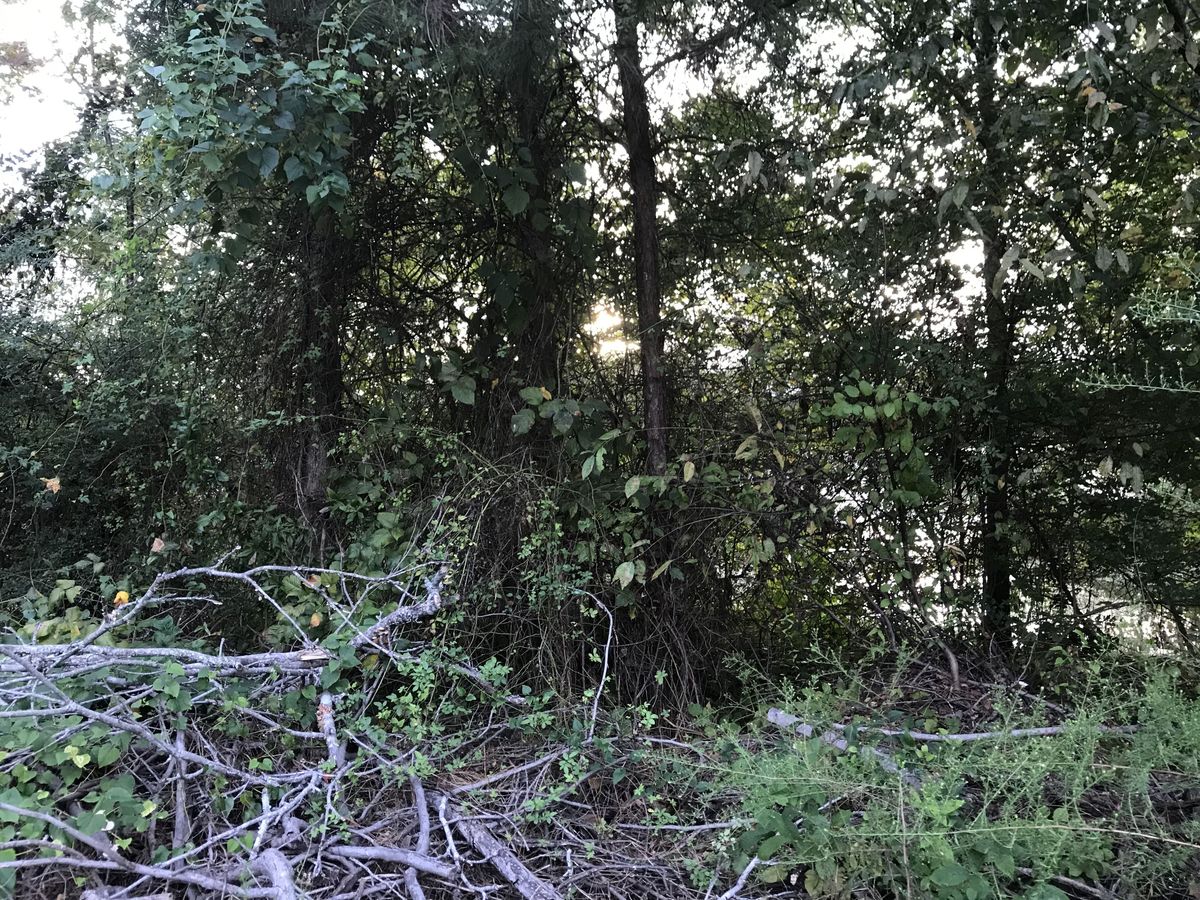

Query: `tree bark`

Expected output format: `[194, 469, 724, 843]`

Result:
[297, 206, 346, 529]
[973, 0, 1013, 654]
[613, 0, 668, 475]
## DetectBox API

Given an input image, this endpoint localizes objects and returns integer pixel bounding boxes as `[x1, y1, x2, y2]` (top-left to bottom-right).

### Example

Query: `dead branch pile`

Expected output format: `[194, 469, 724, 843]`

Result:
[0, 555, 742, 900]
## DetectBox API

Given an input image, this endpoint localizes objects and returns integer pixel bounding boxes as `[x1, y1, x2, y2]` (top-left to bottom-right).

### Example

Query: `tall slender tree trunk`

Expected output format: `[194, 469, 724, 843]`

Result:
[613, 0, 668, 475]
[974, 0, 1014, 654]
[509, 0, 562, 396]
[297, 207, 346, 531]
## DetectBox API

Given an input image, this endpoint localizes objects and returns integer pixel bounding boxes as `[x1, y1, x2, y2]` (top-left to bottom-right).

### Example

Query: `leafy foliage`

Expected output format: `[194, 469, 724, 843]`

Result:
[1, 0, 1200, 895]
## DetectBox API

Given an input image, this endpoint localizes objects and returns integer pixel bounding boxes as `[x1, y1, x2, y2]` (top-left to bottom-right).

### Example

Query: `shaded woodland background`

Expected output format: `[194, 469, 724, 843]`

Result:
[0, 1, 1199, 897]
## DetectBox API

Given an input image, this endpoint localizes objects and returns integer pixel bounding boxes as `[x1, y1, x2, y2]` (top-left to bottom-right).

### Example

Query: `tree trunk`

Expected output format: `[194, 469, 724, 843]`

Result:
[297, 206, 346, 531]
[973, 0, 1013, 654]
[508, 0, 563, 398]
[613, 0, 668, 475]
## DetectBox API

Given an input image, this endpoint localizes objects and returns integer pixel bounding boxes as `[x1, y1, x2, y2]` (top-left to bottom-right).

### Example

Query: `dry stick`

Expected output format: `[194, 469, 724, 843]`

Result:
[769, 708, 1138, 746]
[429, 792, 564, 900]
[318, 691, 347, 768]
[164, 774, 323, 871]
[0, 646, 300, 786]
[582, 592, 614, 742]
[443, 660, 529, 707]
[172, 730, 190, 853]
[404, 775, 431, 900]
[251, 849, 296, 900]
[769, 707, 1139, 799]
[0, 644, 332, 676]
[820, 717, 1138, 743]
[449, 748, 566, 796]
[767, 709, 923, 788]
[324, 845, 456, 880]
[351, 565, 448, 651]
[3, 557, 455, 897]
[0, 804, 267, 897]
[716, 856, 760, 900]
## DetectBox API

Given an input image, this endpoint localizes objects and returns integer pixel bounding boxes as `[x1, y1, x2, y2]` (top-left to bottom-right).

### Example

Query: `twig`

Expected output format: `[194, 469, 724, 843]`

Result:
[172, 730, 189, 852]
[717, 856, 760, 900]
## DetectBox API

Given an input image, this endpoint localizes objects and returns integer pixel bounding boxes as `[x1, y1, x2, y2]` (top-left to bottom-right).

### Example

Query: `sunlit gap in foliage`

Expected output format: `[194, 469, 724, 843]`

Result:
[585, 302, 632, 356]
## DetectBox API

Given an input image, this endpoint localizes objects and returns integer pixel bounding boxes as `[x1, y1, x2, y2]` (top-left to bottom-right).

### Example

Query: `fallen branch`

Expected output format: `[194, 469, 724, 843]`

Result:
[839, 721, 1138, 743]
[405, 775, 432, 900]
[715, 856, 760, 900]
[351, 564, 447, 650]
[324, 844, 456, 880]
[430, 792, 564, 900]
[767, 708, 922, 787]
[318, 691, 347, 769]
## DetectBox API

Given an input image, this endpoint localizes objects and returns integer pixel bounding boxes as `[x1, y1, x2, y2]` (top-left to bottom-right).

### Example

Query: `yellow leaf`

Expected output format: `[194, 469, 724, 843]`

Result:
[683, 460, 695, 482]
[310, 613, 323, 628]
[113, 591, 130, 607]
[150, 537, 166, 554]
[306, 574, 322, 588]
[41, 476, 61, 494]
[540, 386, 552, 400]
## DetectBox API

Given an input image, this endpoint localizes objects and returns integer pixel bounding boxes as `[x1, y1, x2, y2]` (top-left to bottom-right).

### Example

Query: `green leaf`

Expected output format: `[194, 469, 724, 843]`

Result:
[625, 476, 641, 498]
[581, 455, 595, 479]
[519, 386, 545, 405]
[94, 745, 121, 767]
[614, 561, 636, 589]
[502, 185, 530, 216]
[450, 376, 475, 405]
[929, 862, 970, 888]
[511, 409, 535, 435]
[552, 407, 574, 433]
[283, 156, 305, 182]
[259, 146, 280, 177]
[74, 809, 108, 835]
[757, 833, 789, 859]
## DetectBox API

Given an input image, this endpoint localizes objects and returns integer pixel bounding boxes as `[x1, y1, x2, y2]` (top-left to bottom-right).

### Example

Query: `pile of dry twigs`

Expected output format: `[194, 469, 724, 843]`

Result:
[0, 555, 754, 900]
